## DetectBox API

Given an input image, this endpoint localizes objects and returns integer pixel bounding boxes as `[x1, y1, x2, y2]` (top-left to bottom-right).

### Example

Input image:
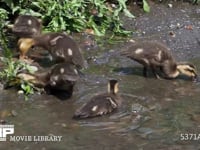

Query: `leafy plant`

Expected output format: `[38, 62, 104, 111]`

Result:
[0, 57, 39, 99]
[0, 8, 36, 99]
[0, 8, 12, 58]
[1, 0, 134, 36]
[143, 0, 150, 13]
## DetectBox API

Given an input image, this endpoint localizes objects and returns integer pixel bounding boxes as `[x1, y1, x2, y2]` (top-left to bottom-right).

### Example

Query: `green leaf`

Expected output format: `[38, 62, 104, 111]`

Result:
[12, 6, 20, 14]
[3, 0, 13, 9]
[143, 0, 150, 13]
[92, 24, 104, 36]
[123, 9, 135, 18]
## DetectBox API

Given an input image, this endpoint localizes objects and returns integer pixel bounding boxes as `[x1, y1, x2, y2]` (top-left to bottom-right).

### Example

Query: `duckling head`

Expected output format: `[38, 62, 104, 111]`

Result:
[177, 62, 198, 80]
[107, 80, 119, 94]
[18, 38, 36, 55]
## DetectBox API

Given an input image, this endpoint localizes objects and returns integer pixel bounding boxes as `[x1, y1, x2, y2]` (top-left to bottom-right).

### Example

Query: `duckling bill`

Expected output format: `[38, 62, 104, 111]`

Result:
[18, 32, 85, 68]
[121, 41, 198, 81]
[73, 80, 122, 119]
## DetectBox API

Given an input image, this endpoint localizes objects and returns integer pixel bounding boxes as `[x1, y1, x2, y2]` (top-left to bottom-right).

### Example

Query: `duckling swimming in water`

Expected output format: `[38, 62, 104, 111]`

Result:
[17, 62, 79, 98]
[73, 80, 122, 119]
[12, 15, 42, 38]
[18, 32, 85, 68]
[121, 41, 198, 80]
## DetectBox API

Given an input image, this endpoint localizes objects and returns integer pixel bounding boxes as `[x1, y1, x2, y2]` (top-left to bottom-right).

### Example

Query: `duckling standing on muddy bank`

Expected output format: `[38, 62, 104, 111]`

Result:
[121, 41, 198, 81]
[73, 80, 122, 119]
[18, 32, 85, 68]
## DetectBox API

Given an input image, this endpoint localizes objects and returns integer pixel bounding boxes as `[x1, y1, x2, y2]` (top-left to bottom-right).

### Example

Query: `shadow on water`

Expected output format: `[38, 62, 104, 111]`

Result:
[113, 66, 145, 77]
[1, 2, 200, 150]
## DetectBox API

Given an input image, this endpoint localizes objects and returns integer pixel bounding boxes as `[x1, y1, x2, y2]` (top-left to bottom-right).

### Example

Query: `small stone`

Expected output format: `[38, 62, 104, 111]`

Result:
[185, 25, 193, 30]
[168, 4, 173, 8]
[11, 110, 17, 117]
[111, 4, 117, 8]
[169, 31, 176, 37]
[61, 123, 67, 128]
[0, 120, 6, 124]
[176, 23, 181, 28]
[142, 31, 146, 35]
[18, 90, 24, 95]
[129, 39, 136, 43]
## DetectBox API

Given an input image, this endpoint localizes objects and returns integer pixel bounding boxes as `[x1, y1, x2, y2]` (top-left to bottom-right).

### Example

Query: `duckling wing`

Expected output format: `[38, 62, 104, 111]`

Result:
[74, 95, 119, 118]
[121, 43, 174, 68]
[49, 35, 85, 68]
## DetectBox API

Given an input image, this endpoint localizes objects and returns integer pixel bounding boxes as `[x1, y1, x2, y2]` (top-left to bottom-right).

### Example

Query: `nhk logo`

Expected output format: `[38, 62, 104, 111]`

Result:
[0, 125, 14, 141]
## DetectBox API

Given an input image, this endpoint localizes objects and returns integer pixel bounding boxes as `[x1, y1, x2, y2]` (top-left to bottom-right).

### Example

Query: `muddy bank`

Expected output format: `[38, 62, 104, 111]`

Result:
[124, 2, 200, 60]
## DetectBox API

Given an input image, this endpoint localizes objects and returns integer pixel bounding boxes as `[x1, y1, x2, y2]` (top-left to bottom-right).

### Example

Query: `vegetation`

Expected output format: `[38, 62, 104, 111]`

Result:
[1, 0, 135, 36]
[143, 0, 150, 13]
[0, 8, 35, 99]
[0, 57, 40, 99]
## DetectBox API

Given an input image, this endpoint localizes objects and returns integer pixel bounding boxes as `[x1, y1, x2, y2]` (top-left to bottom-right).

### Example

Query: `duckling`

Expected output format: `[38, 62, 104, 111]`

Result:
[73, 80, 122, 119]
[12, 15, 42, 38]
[17, 62, 79, 98]
[18, 32, 85, 68]
[121, 41, 198, 80]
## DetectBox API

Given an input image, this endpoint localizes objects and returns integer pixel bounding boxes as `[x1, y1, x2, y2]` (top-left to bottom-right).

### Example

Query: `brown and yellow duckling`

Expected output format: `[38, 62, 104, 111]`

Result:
[17, 62, 80, 98]
[18, 32, 85, 68]
[73, 80, 122, 119]
[12, 15, 42, 38]
[121, 41, 198, 81]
